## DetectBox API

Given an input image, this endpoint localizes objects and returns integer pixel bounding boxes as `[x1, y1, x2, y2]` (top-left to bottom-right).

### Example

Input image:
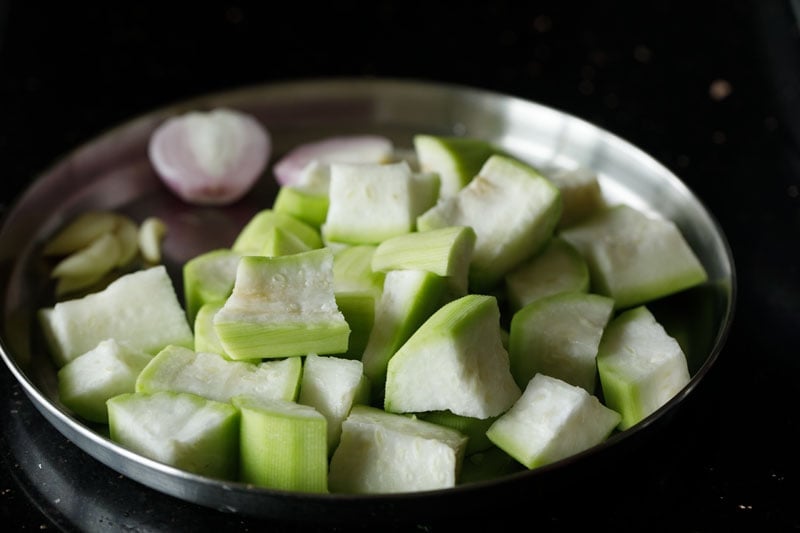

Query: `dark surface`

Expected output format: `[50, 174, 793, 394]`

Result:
[0, 1, 798, 531]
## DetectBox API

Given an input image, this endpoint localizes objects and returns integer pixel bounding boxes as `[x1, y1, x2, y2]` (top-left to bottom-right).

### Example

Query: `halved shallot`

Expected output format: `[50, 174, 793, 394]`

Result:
[148, 108, 271, 205]
[272, 135, 394, 187]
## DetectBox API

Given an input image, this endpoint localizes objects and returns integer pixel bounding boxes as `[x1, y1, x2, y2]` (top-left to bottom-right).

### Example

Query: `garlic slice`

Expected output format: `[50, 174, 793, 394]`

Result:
[51, 232, 122, 279]
[42, 211, 119, 256]
[139, 216, 167, 263]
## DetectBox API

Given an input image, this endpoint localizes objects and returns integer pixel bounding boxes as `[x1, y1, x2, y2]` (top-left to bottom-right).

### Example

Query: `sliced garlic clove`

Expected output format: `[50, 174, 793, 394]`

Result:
[51, 232, 121, 279]
[112, 214, 141, 267]
[55, 270, 109, 297]
[139, 216, 167, 263]
[42, 211, 119, 256]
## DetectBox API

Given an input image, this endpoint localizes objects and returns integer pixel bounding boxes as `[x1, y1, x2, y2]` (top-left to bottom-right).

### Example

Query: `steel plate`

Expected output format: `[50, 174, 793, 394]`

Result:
[0, 78, 735, 523]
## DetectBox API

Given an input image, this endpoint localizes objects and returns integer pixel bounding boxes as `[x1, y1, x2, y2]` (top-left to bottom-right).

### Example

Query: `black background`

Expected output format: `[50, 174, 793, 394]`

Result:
[1, 1, 799, 531]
